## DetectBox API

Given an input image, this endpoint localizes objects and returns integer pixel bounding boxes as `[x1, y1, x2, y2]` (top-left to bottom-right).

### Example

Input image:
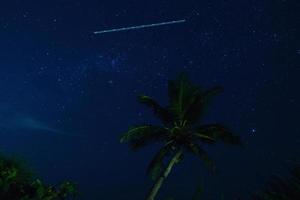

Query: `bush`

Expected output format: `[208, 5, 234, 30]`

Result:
[0, 154, 77, 200]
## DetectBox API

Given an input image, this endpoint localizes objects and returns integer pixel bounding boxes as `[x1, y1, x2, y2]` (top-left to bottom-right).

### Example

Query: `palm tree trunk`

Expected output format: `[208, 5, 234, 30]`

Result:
[145, 150, 182, 200]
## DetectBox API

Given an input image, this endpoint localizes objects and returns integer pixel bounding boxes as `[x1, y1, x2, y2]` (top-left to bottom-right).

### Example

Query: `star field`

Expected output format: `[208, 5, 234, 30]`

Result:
[0, 0, 299, 199]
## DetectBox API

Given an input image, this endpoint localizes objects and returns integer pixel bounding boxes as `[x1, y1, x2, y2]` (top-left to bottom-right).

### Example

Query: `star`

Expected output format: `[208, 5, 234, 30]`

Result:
[108, 80, 114, 85]
[251, 128, 257, 134]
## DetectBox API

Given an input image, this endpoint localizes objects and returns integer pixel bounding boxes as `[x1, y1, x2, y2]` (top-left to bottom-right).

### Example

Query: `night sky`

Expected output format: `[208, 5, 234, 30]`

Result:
[0, 0, 299, 199]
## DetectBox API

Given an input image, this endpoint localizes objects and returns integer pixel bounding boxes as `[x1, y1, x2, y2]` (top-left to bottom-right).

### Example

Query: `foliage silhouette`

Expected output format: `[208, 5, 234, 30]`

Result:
[253, 165, 300, 200]
[0, 153, 77, 200]
[121, 73, 242, 200]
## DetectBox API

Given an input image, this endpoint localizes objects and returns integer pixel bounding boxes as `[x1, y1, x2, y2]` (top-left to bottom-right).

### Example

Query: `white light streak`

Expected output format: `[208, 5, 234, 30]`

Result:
[94, 19, 186, 34]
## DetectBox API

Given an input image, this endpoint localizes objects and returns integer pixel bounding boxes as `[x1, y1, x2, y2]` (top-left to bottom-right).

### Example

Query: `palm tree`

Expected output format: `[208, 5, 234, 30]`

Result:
[252, 165, 300, 200]
[120, 73, 242, 200]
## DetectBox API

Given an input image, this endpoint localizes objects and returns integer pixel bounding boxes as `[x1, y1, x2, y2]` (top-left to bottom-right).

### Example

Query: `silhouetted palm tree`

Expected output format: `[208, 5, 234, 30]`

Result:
[120, 73, 242, 200]
[252, 165, 300, 200]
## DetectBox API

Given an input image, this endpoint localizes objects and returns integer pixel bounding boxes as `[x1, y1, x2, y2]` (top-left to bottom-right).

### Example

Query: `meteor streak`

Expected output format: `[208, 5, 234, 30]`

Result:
[94, 19, 186, 34]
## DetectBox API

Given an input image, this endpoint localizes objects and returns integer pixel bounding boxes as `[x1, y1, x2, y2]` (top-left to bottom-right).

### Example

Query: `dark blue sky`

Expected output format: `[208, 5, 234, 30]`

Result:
[0, 0, 299, 199]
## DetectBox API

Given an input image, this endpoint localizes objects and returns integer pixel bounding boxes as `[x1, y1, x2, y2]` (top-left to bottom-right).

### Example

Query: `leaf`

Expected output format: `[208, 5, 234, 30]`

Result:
[138, 95, 173, 125]
[168, 73, 199, 121]
[120, 126, 151, 143]
[183, 86, 223, 124]
[194, 124, 242, 146]
[58, 181, 78, 198]
[185, 143, 215, 171]
[192, 133, 216, 144]
[254, 165, 300, 199]
[120, 125, 168, 150]
[167, 73, 223, 125]
[33, 179, 45, 198]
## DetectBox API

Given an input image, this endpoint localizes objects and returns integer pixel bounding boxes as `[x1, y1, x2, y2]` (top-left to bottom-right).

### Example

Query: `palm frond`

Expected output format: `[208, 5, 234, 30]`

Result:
[253, 165, 300, 200]
[183, 86, 223, 124]
[138, 95, 173, 125]
[194, 124, 242, 146]
[202, 86, 223, 103]
[185, 142, 215, 171]
[192, 133, 216, 144]
[120, 125, 168, 150]
[146, 143, 173, 180]
[167, 73, 203, 122]
[167, 73, 223, 125]
[168, 73, 189, 105]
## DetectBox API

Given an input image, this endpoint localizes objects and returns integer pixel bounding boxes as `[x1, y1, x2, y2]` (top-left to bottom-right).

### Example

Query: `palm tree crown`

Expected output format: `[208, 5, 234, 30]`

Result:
[120, 73, 242, 200]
